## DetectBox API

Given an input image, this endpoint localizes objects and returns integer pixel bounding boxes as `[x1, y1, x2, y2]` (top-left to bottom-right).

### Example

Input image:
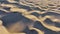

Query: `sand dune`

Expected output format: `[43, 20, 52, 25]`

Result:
[0, 0, 60, 34]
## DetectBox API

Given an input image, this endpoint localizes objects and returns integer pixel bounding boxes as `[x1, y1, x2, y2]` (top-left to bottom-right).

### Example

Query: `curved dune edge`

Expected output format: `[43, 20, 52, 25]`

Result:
[0, 20, 10, 34]
[29, 27, 44, 34]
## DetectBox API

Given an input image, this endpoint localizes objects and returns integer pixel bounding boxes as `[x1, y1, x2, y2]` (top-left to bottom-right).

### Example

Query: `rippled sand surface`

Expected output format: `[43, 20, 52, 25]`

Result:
[0, 0, 60, 34]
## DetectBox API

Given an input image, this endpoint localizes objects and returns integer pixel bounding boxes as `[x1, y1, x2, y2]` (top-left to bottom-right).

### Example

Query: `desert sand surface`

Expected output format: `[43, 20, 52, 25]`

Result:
[0, 0, 60, 34]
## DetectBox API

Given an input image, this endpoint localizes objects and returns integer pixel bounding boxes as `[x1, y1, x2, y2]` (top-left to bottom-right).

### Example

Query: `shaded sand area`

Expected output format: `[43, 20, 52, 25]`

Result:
[0, 0, 60, 34]
[0, 19, 26, 34]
